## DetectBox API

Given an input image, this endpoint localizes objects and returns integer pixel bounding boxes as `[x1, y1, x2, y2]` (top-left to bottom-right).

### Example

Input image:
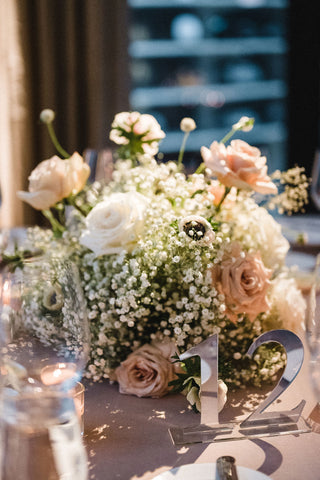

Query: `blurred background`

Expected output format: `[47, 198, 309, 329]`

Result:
[0, 0, 319, 228]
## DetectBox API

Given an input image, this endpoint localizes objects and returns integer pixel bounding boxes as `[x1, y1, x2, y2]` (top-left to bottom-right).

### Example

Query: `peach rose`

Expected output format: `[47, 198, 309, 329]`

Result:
[208, 181, 226, 206]
[211, 243, 272, 323]
[201, 139, 277, 195]
[115, 341, 179, 398]
[17, 152, 90, 210]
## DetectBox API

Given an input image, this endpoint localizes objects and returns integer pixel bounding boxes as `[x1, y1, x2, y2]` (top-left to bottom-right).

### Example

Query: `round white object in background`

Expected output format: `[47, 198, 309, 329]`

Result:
[171, 14, 204, 40]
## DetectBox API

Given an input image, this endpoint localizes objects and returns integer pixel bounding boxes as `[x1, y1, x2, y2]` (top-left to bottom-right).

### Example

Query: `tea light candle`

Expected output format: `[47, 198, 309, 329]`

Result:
[40, 363, 77, 386]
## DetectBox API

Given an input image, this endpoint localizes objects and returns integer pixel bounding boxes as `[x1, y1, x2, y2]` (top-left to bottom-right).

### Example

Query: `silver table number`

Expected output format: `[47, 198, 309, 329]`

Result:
[169, 329, 311, 445]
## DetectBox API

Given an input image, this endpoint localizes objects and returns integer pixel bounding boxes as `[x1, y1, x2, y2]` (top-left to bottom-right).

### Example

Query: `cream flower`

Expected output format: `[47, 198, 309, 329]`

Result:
[247, 208, 290, 269]
[201, 139, 277, 194]
[39, 108, 55, 124]
[17, 152, 90, 210]
[115, 342, 178, 398]
[270, 276, 306, 332]
[79, 191, 148, 256]
[232, 116, 254, 132]
[211, 242, 272, 323]
[180, 117, 196, 133]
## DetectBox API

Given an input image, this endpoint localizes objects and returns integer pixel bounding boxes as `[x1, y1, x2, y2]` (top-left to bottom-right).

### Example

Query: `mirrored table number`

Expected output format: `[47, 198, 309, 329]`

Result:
[169, 329, 311, 445]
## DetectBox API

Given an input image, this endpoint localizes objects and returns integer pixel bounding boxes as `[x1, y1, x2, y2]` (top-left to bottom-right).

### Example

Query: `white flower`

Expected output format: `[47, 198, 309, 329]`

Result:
[270, 276, 306, 332]
[79, 191, 149, 256]
[232, 116, 254, 132]
[178, 215, 215, 245]
[233, 206, 290, 270]
[180, 117, 196, 133]
[252, 209, 290, 269]
[40, 109, 55, 124]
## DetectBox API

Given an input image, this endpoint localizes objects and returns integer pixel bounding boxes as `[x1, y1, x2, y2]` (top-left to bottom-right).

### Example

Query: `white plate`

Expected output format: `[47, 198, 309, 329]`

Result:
[152, 462, 272, 480]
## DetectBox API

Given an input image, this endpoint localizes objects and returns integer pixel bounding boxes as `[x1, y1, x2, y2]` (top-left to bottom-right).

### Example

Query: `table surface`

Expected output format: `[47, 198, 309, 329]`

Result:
[82, 331, 320, 480]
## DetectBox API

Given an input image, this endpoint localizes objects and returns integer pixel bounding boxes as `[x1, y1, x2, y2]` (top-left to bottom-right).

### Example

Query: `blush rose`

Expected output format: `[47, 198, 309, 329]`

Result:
[80, 191, 149, 256]
[109, 111, 165, 156]
[201, 139, 277, 195]
[115, 340, 179, 398]
[211, 242, 272, 323]
[17, 152, 90, 210]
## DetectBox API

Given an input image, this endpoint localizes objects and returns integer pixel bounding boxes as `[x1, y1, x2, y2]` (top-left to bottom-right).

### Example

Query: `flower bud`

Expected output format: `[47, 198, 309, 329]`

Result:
[180, 117, 196, 133]
[40, 109, 55, 124]
[232, 116, 254, 132]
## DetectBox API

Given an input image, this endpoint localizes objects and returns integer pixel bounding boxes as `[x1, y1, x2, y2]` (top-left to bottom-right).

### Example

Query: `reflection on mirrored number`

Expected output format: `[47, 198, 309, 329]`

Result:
[180, 329, 305, 428]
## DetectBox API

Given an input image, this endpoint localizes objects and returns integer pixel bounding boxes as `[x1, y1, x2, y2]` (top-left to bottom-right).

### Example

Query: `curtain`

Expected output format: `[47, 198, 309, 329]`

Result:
[0, 0, 34, 228]
[0, 0, 129, 228]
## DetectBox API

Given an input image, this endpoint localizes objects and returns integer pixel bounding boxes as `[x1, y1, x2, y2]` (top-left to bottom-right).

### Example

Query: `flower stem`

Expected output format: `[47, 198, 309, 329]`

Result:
[195, 163, 206, 175]
[220, 128, 236, 145]
[177, 132, 190, 168]
[216, 186, 231, 213]
[66, 196, 89, 216]
[46, 123, 70, 159]
[42, 209, 65, 237]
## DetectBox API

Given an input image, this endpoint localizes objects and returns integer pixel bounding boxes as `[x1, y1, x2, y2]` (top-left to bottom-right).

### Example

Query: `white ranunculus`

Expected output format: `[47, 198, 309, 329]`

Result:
[80, 191, 149, 256]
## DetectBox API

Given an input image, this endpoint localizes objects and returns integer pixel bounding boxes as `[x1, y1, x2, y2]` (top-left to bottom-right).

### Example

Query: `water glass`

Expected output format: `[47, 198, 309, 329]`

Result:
[0, 388, 87, 480]
[0, 255, 90, 479]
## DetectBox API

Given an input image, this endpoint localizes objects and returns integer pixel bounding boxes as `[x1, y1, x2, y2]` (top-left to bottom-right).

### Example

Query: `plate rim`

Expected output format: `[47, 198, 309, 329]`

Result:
[152, 462, 272, 480]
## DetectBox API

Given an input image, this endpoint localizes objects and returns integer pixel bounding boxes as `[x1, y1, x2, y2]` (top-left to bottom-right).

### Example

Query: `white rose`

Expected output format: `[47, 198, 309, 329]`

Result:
[79, 191, 148, 256]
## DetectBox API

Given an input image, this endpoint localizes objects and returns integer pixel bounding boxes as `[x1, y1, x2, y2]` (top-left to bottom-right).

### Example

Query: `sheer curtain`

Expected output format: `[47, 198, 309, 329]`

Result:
[0, 0, 129, 228]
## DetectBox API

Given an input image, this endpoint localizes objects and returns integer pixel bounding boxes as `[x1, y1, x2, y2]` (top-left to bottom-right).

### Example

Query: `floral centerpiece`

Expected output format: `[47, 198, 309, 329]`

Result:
[4, 109, 309, 411]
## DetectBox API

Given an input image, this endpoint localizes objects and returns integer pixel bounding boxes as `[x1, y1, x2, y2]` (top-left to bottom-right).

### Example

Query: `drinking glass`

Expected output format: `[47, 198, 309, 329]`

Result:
[0, 255, 90, 479]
